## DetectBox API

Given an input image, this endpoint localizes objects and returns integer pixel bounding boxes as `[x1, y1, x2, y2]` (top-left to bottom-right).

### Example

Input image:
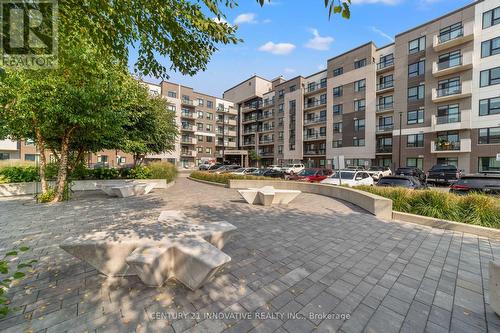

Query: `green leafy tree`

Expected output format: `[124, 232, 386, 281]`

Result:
[248, 149, 262, 167]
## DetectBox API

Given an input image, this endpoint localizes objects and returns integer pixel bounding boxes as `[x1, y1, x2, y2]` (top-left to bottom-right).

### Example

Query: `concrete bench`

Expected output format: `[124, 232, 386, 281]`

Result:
[238, 186, 301, 206]
[59, 211, 236, 289]
[490, 261, 500, 315]
[96, 182, 156, 198]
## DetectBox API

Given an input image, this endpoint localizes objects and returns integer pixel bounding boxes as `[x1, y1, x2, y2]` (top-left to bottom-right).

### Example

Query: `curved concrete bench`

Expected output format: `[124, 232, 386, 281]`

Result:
[239, 186, 301, 206]
[96, 182, 156, 198]
[229, 180, 392, 220]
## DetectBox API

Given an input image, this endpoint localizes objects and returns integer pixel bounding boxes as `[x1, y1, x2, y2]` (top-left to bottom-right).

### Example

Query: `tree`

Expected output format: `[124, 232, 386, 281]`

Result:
[248, 149, 262, 167]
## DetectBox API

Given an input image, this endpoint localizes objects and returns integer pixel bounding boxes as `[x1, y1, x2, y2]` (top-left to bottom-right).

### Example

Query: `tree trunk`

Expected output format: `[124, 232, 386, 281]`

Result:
[52, 133, 70, 202]
[35, 128, 48, 194]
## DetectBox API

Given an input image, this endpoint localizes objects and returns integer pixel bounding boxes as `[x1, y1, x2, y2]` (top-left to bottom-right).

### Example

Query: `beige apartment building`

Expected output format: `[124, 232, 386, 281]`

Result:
[223, 0, 500, 173]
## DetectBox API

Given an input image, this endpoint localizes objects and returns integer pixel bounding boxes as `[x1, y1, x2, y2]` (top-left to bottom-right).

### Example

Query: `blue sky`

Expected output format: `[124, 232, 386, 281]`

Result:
[131, 0, 473, 97]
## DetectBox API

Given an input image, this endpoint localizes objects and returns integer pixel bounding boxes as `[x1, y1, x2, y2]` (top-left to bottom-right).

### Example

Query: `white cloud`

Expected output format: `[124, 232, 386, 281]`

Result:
[262, 19, 272, 24]
[258, 42, 296, 55]
[351, 0, 400, 4]
[284, 68, 296, 74]
[305, 29, 334, 51]
[317, 64, 326, 70]
[234, 13, 257, 25]
[371, 26, 394, 42]
[212, 17, 229, 25]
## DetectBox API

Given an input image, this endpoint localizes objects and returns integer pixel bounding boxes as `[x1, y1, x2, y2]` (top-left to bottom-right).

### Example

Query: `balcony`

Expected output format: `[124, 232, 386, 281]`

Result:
[216, 118, 237, 126]
[432, 52, 472, 77]
[216, 106, 231, 113]
[181, 125, 195, 132]
[376, 145, 393, 154]
[262, 100, 275, 108]
[376, 81, 394, 93]
[432, 81, 471, 103]
[259, 138, 274, 145]
[433, 23, 474, 52]
[258, 125, 274, 133]
[180, 137, 197, 144]
[181, 112, 195, 119]
[376, 103, 394, 113]
[242, 115, 257, 123]
[259, 151, 274, 157]
[258, 112, 274, 120]
[181, 99, 196, 107]
[242, 103, 261, 112]
[431, 111, 470, 132]
[376, 124, 394, 133]
[243, 128, 257, 134]
[304, 99, 327, 110]
[376, 59, 395, 73]
[431, 138, 471, 153]
[242, 141, 256, 146]
[304, 116, 327, 126]
[305, 81, 327, 95]
[304, 149, 326, 156]
[304, 133, 326, 141]
[180, 150, 196, 157]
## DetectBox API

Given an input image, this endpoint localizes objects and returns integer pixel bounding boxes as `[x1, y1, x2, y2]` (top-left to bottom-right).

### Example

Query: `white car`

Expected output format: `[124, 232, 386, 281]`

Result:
[282, 164, 305, 174]
[267, 165, 282, 171]
[230, 167, 258, 175]
[366, 166, 392, 180]
[320, 170, 374, 187]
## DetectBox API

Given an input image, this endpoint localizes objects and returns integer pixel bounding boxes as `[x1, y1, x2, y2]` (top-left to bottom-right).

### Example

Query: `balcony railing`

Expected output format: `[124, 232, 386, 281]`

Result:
[181, 99, 195, 106]
[436, 114, 460, 124]
[438, 27, 463, 44]
[434, 140, 460, 151]
[259, 138, 274, 144]
[243, 128, 257, 134]
[262, 100, 275, 108]
[306, 81, 327, 93]
[258, 126, 274, 132]
[216, 106, 231, 112]
[376, 124, 394, 133]
[304, 149, 326, 155]
[377, 81, 394, 91]
[304, 133, 326, 140]
[376, 103, 394, 112]
[437, 56, 462, 71]
[259, 151, 274, 157]
[376, 146, 393, 153]
[258, 112, 274, 120]
[377, 59, 394, 70]
[436, 84, 461, 97]
[304, 100, 327, 109]
[243, 141, 255, 145]
[243, 115, 257, 122]
[180, 150, 196, 157]
[181, 112, 195, 118]
[181, 137, 196, 144]
[304, 116, 327, 125]
[181, 125, 194, 131]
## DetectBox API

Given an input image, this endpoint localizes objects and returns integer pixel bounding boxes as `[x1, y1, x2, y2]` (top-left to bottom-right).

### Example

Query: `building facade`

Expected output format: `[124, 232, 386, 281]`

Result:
[223, 0, 500, 173]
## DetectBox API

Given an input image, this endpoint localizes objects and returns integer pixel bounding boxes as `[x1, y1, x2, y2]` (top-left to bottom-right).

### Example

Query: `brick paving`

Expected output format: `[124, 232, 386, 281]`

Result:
[0, 177, 499, 332]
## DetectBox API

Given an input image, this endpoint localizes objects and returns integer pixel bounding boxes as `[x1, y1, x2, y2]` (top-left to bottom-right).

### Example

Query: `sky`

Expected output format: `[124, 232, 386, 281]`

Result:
[130, 0, 474, 97]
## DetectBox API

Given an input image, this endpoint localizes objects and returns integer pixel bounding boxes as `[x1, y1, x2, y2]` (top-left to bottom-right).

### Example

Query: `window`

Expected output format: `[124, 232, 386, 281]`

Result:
[332, 86, 343, 97]
[378, 95, 393, 109]
[378, 54, 394, 68]
[333, 122, 342, 133]
[354, 58, 367, 69]
[182, 95, 190, 101]
[0, 153, 10, 160]
[197, 111, 204, 119]
[207, 101, 213, 109]
[437, 77, 461, 96]
[320, 78, 327, 88]
[278, 90, 284, 98]
[332, 140, 342, 148]
[197, 135, 203, 141]
[206, 112, 213, 120]
[333, 104, 343, 115]
[354, 99, 366, 112]
[196, 123, 204, 131]
[288, 101, 294, 112]
[482, 37, 500, 58]
[320, 93, 327, 104]
[353, 138, 365, 147]
[480, 97, 500, 116]
[408, 60, 425, 78]
[483, 6, 500, 29]
[206, 136, 213, 143]
[407, 109, 424, 124]
[479, 157, 500, 172]
[167, 105, 176, 112]
[289, 85, 296, 92]
[438, 50, 461, 70]
[354, 119, 365, 131]
[437, 104, 460, 123]
[333, 67, 343, 77]
[117, 157, 126, 165]
[206, 124, 212, 131]
[354, 79, 366, 92]
[378, 75, 394, 90]
[197, 98, 204, 106]
[97, 155, 108, 163]
[438, 23, 463, 43]
[197, 147, 203, 153]
[25, 139, 34, 146]
[437, 157, 458, 167]
[167, 91, 177, 98]
[408, 36, 425, 54]
[406, 158, 424, 170]
[25, 154, 38, 162]
[480, 66, 500, 87]
[408, 85, 425, 101]
[205, 147, 212, 154]
[407, 134, 424, 147]
[278, 145, 283, 154]
[479, 127, 500, 144]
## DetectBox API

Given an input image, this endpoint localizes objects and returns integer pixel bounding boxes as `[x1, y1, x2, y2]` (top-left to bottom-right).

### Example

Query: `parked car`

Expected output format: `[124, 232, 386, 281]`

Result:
[288, 168, 333, 182]
[207, 163, 223, 170]
[394, 167, 426, 183]
[282, 164, 305, 174]
[377, 175, 425, 189]
[229, 167, 258, 175]
[267, 165, 283, 171]
[211, 165, 241, 174]
[345, 166, 366, 171]
[320, 170, 374, 187]
[198, 163, 212, 171]
[262, 169, 285, 179]
[426, 164, 462, 185]
[449, 173, 500, 196]
[250, 168, 267, 176]
[367, 166, 392, 180]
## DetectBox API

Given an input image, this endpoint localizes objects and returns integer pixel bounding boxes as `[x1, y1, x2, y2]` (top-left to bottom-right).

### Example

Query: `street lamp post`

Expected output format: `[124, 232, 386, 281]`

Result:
[221, 109, 225, 164]
[398, 112, 403, 169]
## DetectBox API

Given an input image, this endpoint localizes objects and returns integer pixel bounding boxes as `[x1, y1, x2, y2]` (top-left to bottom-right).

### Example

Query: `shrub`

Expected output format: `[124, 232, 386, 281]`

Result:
[146, 161, 177, 183]
[355, 186, 500, 228]
[37, 183, 72, 202]
[190, 171, 270, 185]
[0, 166, 39, 183]
[90, 167, 120, 180]
[128, 165, 152, 179]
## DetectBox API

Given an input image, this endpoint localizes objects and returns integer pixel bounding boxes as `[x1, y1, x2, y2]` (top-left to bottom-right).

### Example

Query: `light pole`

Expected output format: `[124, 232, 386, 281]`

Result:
[221, 109, 226, 164]
[398, 111, 403, 169]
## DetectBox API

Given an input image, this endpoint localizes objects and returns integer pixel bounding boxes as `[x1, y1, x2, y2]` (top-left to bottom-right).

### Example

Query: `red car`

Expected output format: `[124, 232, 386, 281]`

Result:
[288, 168, 332, 182]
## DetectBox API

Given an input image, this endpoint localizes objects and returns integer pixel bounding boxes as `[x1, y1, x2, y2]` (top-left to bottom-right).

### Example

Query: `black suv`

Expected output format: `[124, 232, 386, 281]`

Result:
[426, 164, 462, 185]
[450, 173, 500, 195]
[394, 167, 426, 183]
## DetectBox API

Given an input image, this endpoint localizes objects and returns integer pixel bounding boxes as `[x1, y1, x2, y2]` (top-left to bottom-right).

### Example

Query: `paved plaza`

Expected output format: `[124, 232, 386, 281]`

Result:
[0, 178, 499, 332]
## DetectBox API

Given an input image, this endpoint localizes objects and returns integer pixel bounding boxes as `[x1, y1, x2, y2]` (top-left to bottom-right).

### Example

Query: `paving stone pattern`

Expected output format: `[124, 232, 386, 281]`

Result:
[0, 178, 499, 332]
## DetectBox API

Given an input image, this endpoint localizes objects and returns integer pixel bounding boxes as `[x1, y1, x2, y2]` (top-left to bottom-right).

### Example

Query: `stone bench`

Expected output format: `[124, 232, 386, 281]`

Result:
[59, 211, 236, 289]
[490, 261, 500, 315]
[95, 182, 156, 198]
[238, 186, 301, 206]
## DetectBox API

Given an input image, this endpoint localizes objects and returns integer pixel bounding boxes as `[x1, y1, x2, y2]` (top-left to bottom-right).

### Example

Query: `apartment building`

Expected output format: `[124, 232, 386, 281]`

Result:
[224, 0, 500, 173]
[144, 81, 240, 168]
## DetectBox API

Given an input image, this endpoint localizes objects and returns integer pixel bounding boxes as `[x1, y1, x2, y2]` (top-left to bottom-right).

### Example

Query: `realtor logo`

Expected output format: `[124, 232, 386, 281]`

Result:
[0, 0, 58, 68]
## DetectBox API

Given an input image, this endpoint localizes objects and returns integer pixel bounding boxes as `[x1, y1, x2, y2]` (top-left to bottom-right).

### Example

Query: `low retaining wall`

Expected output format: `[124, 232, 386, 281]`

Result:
[0, 179, 169, 197]
[228, 180, 393, 220]
[187, 177, 227, 188]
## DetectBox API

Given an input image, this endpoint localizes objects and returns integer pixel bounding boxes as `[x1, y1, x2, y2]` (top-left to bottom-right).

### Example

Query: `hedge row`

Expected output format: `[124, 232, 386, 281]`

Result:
[355, 186, 500, 228]
[189, 171, 270, 185]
